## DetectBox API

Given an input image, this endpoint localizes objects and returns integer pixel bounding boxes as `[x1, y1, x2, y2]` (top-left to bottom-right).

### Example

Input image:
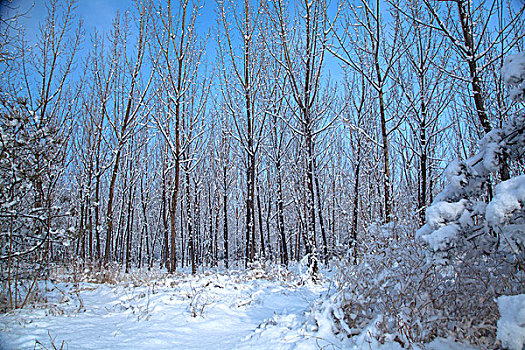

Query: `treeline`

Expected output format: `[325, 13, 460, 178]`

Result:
[1, 0, 523, 302]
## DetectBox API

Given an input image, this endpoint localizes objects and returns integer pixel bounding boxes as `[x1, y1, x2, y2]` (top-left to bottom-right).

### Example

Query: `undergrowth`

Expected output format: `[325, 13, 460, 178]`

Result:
[316, 223, 525, 348]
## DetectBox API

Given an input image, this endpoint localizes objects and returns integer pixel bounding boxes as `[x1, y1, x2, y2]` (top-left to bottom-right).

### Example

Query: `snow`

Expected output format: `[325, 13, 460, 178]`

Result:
[416, 200, 468, 251]
[497, 294, 525, 350]
[426, 337, 479, 350]
[503, 52, 525, 85]
[446, 161, 468, 188]
[420, 224, 459, 251]
[503, 52, 525, 102]
[418, 85, 525, 253]
[0, 267, 487, 350]
[486, 175, 525, 227]
[0, 269, 331, 350]
[425, 200, 467, 228]
[481, 137, 503, 173]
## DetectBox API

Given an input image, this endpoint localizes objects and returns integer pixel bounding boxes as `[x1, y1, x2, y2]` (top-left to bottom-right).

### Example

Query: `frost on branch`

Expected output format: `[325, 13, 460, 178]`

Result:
[417, 55, 525, 255]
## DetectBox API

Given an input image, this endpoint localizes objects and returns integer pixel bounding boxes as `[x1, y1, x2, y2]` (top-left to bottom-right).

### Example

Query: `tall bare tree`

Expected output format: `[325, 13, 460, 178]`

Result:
[217, 0, 268, 265]
[103, 2, 155, 265]
[268, 0, 337, 272]
[153, 0, 207, 272]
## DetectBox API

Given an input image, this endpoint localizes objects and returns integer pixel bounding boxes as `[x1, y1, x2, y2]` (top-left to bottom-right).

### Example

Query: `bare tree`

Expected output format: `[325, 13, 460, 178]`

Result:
[217, 0, 268, 265]
[103, 2, 155, 265]
[393, 0, 453, 224]
[215, 104, 236, 268]
[332, 0, 407, 222]
[152, 0, 205, 273]
[268, 0, 336, 272]
[418, 0, 524, 136]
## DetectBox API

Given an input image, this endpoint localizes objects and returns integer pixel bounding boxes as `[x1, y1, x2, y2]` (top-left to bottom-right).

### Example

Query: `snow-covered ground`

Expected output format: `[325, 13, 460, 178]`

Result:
[0, 267, 336, 350]
[0, 266, 488, 350]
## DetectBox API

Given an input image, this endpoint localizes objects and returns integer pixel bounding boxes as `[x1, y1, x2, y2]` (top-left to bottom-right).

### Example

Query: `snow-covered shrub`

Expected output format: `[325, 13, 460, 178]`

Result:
[313, 224, 524, 348]
[0, 96, 73, 310]
[417, 52, 525, 260]
[53, 260, 172, 287]
[404, 52, 525, 349]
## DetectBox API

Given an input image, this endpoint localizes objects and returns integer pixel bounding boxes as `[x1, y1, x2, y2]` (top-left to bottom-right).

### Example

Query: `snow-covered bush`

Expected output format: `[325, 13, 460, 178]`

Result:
[417, 52, 525, 260]
[0, 96, 73, 310]
[312, 224, 524, 348]
[401, 52, 525, 349]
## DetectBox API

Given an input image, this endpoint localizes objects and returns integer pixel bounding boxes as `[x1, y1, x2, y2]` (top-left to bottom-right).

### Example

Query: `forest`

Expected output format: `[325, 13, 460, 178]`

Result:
[1, 0, 525, 348]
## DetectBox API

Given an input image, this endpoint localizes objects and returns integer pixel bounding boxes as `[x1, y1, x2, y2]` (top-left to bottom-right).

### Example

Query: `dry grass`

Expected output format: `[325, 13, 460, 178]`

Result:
[34, 331, 67, 350]
[50, 260, 169, 287]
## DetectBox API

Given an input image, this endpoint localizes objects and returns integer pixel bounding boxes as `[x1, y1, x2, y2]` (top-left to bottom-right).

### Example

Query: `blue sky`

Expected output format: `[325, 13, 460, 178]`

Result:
[7, 0, 217, 41]
[7, 0, 119, 38]
[4, 0, 343, 84]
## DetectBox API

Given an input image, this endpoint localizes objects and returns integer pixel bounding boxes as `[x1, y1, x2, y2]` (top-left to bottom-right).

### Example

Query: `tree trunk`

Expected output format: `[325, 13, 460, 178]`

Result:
[104, 147, 121, 265]
[314, 163, 328, 264]
[161, 149, 169, 269]
[256, 182, 265, 259]
[125, 184, 134, 273]
[419, 117, 428, 226]
[351, 156, 361, 264]
[456, 0, 491, 134]
[376, 66, 392, 222]
[94, 172, 101, 261]
[265, 172, 272, 260]
[304, 125, 317, 259]
[169, 162, 179, 273]
[223, 174, 229, 269]
[186, 170, 196, 275]
[276, 164, 288, 266]
[214, 197, 220, 267]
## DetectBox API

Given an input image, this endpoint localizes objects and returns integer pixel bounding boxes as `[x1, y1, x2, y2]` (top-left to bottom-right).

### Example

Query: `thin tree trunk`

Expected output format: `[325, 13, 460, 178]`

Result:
[180, 194, 185, 269]
[223, 174, 229, 269]
[376, 64, 392, 222]
[214, 197, 220, 267]
[79, 187, 86, 260]
[265, 172, 272, 260]
[104, 147, 121, 264]
[276, 166, 288, 265]
[351, 154, 361, 264]
[94, 172, 101, 261]
[305, 128, 317, 258]
[314, 164, 328, 264]
[419, 115, 428, 226]
[256, 182, 265, 259]
[186, 170, 196, 274]
[456, 0, 491, 134]
[125, 185, 134, 273]
[169, 164, 179, 273]
[161, 148, 169, 269]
